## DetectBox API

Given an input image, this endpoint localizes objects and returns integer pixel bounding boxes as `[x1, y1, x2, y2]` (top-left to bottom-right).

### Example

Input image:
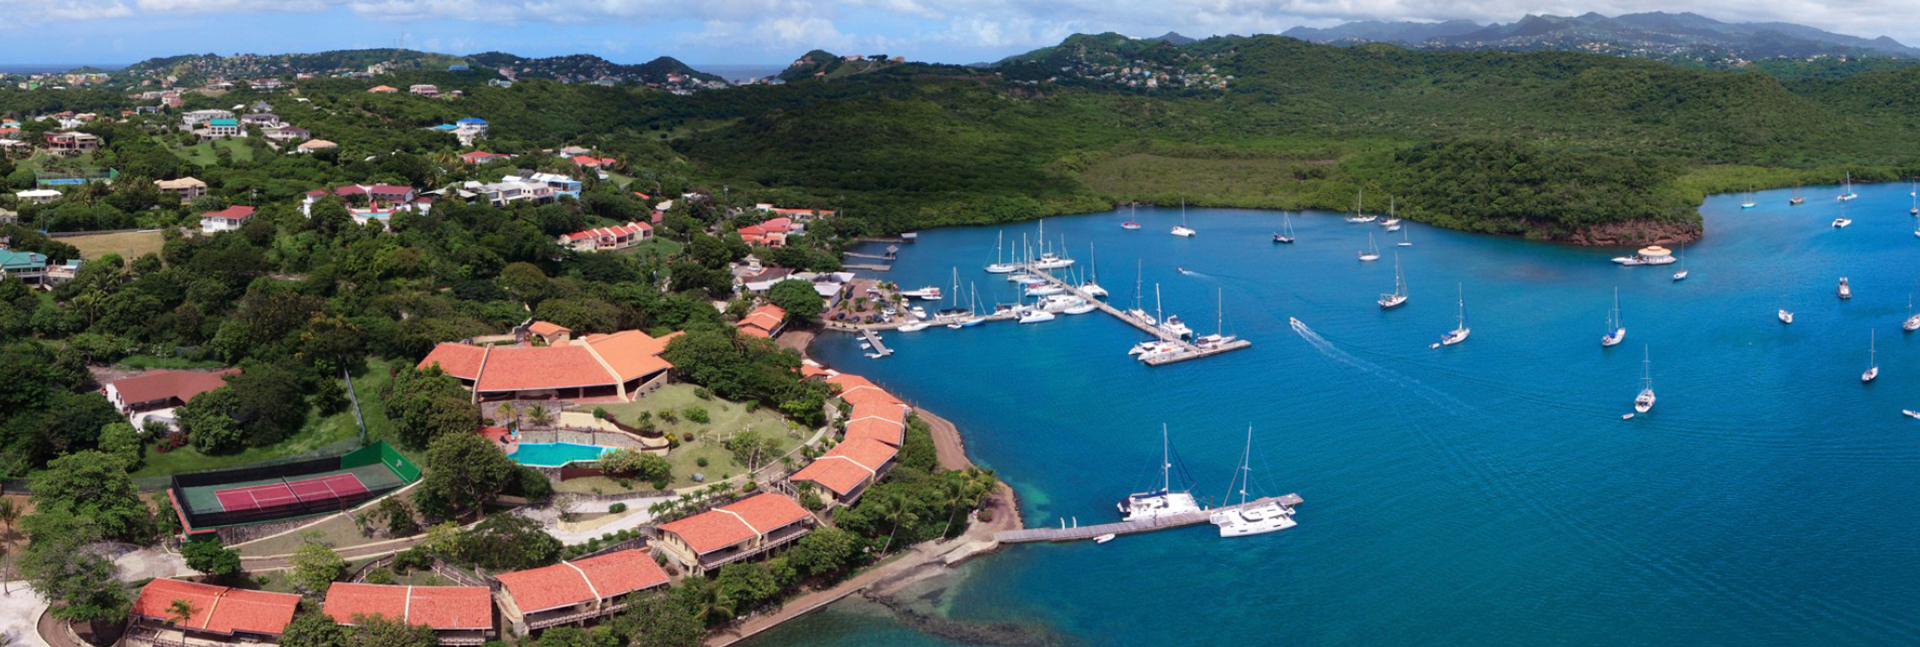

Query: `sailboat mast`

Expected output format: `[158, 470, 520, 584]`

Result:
[1161, 424, 1171, 493]
[1238, 425, 1252, 506]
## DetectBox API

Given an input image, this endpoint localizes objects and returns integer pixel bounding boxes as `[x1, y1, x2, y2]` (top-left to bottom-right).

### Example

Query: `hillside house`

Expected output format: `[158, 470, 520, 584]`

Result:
[126, 579, 300, 647]
[200, 205, 256, 232]
[558, 222, 651, 252]
[493, 549, 668, 632]
[735, 304, 786, 339]
[324, 583, 495, 646]
[154, 177, 208, 201]
[43, 131, 101, 155]
[419, 329, 681, 402]
[654, 493, 815, 576]
[296, 139, 338, 154]
[410, 84, 440, 97]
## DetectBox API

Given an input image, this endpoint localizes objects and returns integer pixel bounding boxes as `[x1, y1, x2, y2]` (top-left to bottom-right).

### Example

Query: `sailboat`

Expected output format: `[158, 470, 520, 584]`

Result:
[1634, 345, 1656, 414]
[1117, 425, 1202, 522]
[1345, 189, 1376, 223]
[1910, 180, 1918, 215]
[1125, 260, 1156, 325]
[1601, 288, 1626, 347]
[1432, 284, 1470, 348]
[1193, 288, 1238, 349]
[1397, 225, 1412, 247]
[1672, 245, 1689, 282]
[1381, 197, 1402, 229]
[1839, 172, 1858, 201]
[984, 230, 1016, 273]
[1833, 200, 1853, 228]
[1358, 232, 1381, 262]
[1740, 185, 1757, 209]
[1789, 184, 1805, 206]
[1272, 212, 1295, 244]
[1863, 330, 1880, 383]
[1210, 426, 1297, 538]
[1171, 200, 1196, 237]
[1154, 284, 1193, 338]
[1905, 291, 1920, 332]
[1378, 253, 1408, 309]
[1122, 204, 1141, 230]
[1078, 244, 1108, 298]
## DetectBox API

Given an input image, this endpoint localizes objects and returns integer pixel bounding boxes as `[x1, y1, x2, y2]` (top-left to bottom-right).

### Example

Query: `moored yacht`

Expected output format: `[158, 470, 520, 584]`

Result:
[1378, 253, 1408, 309]
[1904, 294, 1920, 332]
[1612, 246, 1677, 266]
[1210, 426, 1297, 538]
[1159, 314, 1194, 339]
[1634, 345, 1656, 414]
[1839, 172, 1858, 201]
[897, 321, 930, 332]
[1833, 217, 1853, 228]
[1171, 200, 1196, 237]
[1863, 329, 1880, 383]
[1358, 232, 1381, 262]
[1432, 284, 1470, 348]
[1345, 189, 1375, 223]
[1273, 211, 1296, 244]
[1025, 283, 1065, 297]
[1032, 252, 1074, 270]
[1122, 221, 1141, 230]
[1838, 277, 1851, 300]
[899, 287, 942, 300]
[1778, 309, 1795, 324]
[1016, 307, 1055, 324]
[1601, 288, 1626, 348]
[1790, 184, 1805, 205]
[1117, 425, 1202, 522]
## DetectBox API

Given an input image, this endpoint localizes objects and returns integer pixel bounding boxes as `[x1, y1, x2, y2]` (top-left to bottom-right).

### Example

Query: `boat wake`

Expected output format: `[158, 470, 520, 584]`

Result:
[1288, 317, 1475, 417]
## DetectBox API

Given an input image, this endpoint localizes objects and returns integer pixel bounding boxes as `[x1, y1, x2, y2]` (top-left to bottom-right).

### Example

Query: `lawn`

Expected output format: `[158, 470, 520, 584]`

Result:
[61, 230, 165, 260]
[161, 137, 257, 165]
[613, 237, 682, 259]
[130, 358, 402, 479]
[233, 487, 420, 557]
[562, 384, 808, 492]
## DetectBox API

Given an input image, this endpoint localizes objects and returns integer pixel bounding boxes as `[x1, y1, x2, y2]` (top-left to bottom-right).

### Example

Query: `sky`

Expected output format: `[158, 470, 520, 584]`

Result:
[0, 0, 1917, 67]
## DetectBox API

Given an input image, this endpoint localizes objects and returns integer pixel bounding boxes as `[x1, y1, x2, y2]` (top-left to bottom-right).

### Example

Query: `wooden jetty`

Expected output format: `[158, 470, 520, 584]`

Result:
[1023, 266, 1252, 365]
[844, 263, 891, 272]
[860, 329, 893, 357]
[995, 494, 1303, 544]
[844, 251, 894, 261]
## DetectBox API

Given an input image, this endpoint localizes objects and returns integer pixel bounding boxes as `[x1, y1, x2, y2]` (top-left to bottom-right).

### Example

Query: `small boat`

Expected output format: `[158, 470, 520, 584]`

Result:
[1839, 172, 1858, 201]
[1127, 309, 1157, 326]
[1612, 246, 1676, 266]
[1025, 284, 1065, 297]
[1381, 219, 1401, 228]
[1432, 284, 1470, 348]
[1032, 252, 1074, 270]
[1159, 314, 1193, 338]
[910, 307, 928, 320]
[1345, 215, 1378, 224]
[900, 287, 942, 300]
[1080, 282, 1109, 298]
[1778, 309, 1794, 325]
[1904, 293, 1920, 332]
[1634, 345, 1656, 414]
[1177, 267, 1193, 275]
[1358, 233, 1381, 262]
[1740, 185, 1756, 209]
[1601, 287, 1625, 348]
[1093, 533, 1116, 544]
[1621, 413, 1636, 420]
[1910, 181, 1918, 215]
[897, 322, 930, 332]
[1833, 218, 1853, 228]
[984, 263, 1017, 274]
[1863, 329, 1879, 383]
[1171, 199, 1196, 237]
[984, 230, 1016, 273]
[1117, 425, 1202, 522]
[1672, 245, 1689, 282]
[1790, 184, 1805, 206]
[1272, 212, 1296, 244]
[1017, 308, 1055, 324]
[1010, 274, 1044, 285]
[1378, 253, 1408, 309]
[1904, 410, 1920, 420]
[1122, 222, 1141, 230]
[1397, 226, 1411, 247]
[1838, 277, 1851, 300]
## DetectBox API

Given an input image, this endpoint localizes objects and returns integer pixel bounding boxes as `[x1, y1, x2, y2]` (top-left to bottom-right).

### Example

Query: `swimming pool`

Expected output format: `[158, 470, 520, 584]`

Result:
[507, 442, 612, 467]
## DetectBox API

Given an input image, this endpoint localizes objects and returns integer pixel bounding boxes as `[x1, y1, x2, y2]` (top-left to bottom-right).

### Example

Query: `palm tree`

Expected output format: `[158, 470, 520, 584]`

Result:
[0, 499, 16, 594]
[937, 478, 971, 539]
[874, 492, 918, 555]
[496, 402, 519, 429]
[166, 599, 198, 625]
[526, 403, 553, 428]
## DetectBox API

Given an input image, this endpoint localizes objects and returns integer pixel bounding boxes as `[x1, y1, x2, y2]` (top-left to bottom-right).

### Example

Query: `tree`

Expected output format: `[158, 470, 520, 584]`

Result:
[28, 450, 152, 543]
[713, 562, 780, 614]
[597, 448, 670, 482]
[448, 514, 560, 571]
[788, 526, 862, 579]
[347, 614, 438, 647]
[765, 279, 823, 322]
[97, 421, 144, 471]
[612, 590, 706, 647]
[0, 498, 16, 593]
[167, 599, 199, 625]
[281, 610, 350, 647]
[382, 365, 479, 449]
[289, 540, 348, 595]
[224, 363, 309, 446]
[18, 510, 129, 623]
[871, 490, 918, 555]
[525, 403, 553, 427]
[366, 496, 420, 537]
[178, 386, 245, 453]
[182, 538, 243, 579]
[418, 432, 518, 519]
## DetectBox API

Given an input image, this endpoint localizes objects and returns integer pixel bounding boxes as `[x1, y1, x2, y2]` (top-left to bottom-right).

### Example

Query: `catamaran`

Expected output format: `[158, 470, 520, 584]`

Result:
[1789, 184, 1805, 206]
[1741, 185, 1757, 209]
[1358, 233, 1381, 262]
[1432, 284, 1470, 348]
[1345, 190, 1377, 223]
[1272, 212, 1296, 244]
[1839, 172, 1858, 201]
[1863, 330, 1880, 383]
[1634, 345, 1657, 414]
[1601, 288, 1626, 347]
[984, 230, 1017, 273]
[1833, 201, 1853, 228]
[1171, 200, 1196, 237]
[1210, 426, 1297, 538]
[1154, 285, 1193, 338]
[1078, 244, 1108, 298]
[1193, 289, 1238, 350]
[1672, 245, 1689, 282]
[1379, 253, 1408, 309]
[1117, 425, 1202, 522]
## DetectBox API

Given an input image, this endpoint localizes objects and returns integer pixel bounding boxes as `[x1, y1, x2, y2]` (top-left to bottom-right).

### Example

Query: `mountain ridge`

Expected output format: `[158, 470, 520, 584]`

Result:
[1283, 12, 1920, 61]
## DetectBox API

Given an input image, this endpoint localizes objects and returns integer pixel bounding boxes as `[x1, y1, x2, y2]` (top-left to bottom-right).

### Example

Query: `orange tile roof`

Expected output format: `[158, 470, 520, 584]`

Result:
[495, 549, 668, 614]
[110, 368, 237, 406]
[845, 416, 905, 446]
[473, 345, 606, 392]
[132, 579, 300, 637]
[798, 362, 831, 379]
[527, 321, 570, 337]
[582, 330, 680, 382]
[849, 400, 907, 423]
[657, 493, 811, 556]
[842, 387, 905, 409]
[736, 304, 785, 337]
[790, 438, 897, 495]
[419, 343, 486, 380]
[323, 583, 492, 630]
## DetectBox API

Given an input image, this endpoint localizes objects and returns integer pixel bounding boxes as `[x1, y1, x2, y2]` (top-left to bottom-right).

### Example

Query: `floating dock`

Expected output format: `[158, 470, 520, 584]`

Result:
[861, 329, 893, 357]
[995, 494, 1303, 544]
[844, 263, 891, 271]
[1022, 266, 1253, 365]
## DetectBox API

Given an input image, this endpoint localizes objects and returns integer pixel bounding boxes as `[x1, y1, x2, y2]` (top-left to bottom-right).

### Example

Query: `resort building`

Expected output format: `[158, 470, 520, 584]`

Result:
[105, 368, 239, 430]
[126, 579, 300, 647]
[44, 131, 102, 155]
[323, 583, 495, 646]
[525, 320, 571, 345]
[418, 329, 681, 402]
[13, 189, 60, 204]
[200, 205, 257, 233]
[735, 217, 794, 247]
[0, 248, 48, 283]
[410, 84, 440, 97]
[181, 109, 234, 128]
[493, 549, 669, 632]
[788, 436, 899, 505]
[558, 222, 651, 252]
[653, 492, 816, 576]
[826, 374, 909, 447]
[202, 118, 242, 139]
[735, 304, 787, 339]
[155, 177, 208, 201]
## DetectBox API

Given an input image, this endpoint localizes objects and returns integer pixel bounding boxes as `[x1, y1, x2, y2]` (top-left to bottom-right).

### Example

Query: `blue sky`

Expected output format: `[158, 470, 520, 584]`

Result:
[1, 0, 1915, 67]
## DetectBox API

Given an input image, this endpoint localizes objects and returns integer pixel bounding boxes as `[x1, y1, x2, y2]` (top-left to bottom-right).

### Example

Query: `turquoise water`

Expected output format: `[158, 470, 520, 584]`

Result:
[507, 442, 611, 467]
[755, 183, 1920, 646]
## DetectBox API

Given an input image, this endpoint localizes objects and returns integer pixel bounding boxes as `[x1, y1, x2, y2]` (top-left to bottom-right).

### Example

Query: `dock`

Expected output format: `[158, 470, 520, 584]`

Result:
[1022, 266, 1253, 365]
[995, 494, 1303, 544]
[860, 329, 893, 357]
[844, 263, 891, 271]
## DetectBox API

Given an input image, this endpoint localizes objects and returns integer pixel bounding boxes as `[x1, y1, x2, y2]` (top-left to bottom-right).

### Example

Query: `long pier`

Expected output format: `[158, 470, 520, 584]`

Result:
[844, 263, 891, 271]
[1022, 266, 1253, 365]
[996, 494, 1303, 544]
[860, 329, 893, 357]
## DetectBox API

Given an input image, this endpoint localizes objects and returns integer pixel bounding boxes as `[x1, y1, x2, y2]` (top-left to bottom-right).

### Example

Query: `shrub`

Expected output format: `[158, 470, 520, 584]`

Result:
[682, 406, 709, 424]
[366, 568, 396, 585]
[695, 457, 709, 468]
[592, 407, 609, 420]
[694, 388, 712, 400]
[609, 502, 627, 514]
[658, 409, 678, 423]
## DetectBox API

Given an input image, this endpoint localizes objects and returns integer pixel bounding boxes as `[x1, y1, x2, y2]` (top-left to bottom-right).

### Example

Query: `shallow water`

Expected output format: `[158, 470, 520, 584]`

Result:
[751, 183, 1920, 646]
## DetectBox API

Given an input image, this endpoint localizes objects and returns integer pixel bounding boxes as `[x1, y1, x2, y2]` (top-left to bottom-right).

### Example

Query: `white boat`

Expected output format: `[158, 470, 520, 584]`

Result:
[1778, 309, 1794, 324]
[1211, 426, 1297, 538]
[1171, 199, 1196, 237]
[1192, 289, 1237, 349]
[1117, 425, 1202, 522]
[1905, 292, 1920, 332]
[1121, 222, 1141, 230]
[1345, 189, 1375, 223]
[1397, 226, 1412, 247]
[1672, 245, 1689, 282]
[1612, 245, 1676, 266]
[1079, 282, 1109, 298]
[1839, 172, 1858, 201]
[1010, 274, 1044, 285]
[1790, 184, 1805, 205]
[1025, 284, 1065, 297]
[984, 230, 1017, 273]
[1904, 410, 1920, 420]
[1634, 345, 1656, 414]
[1129, 340, 1177, 356]
[897, 322, 930, 332]
[910, 307, 928, 320]
[1032, 252, 1075, 270]
[1358, 232, 1380, 262]
[1273, 212, 1296, 244]
[1863, 329, 1879, 383]
[1016, 308, 1055, 324]
[1078, 243, 1108, 298]
[1833, 218, 1853, 228]
[1740, 185, 1756, 209]
[1838, 277, 1851, 300]
[1601, 287, 1626, 348]
[1064, 302, 1097, 315]
[1910, 181, 1918, 215]
[1159, 315, 1193, 339]
[900, 287, 942, 300]
[1093, 533, 1116, 544]
[984, 262, 1017, 274]
[1432, 284, 1469, 348]
[1379, 253, 1408, 309]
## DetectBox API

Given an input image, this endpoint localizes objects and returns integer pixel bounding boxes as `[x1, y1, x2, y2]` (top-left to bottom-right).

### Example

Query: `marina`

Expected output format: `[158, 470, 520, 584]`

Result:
[995, 494, 1304, 544]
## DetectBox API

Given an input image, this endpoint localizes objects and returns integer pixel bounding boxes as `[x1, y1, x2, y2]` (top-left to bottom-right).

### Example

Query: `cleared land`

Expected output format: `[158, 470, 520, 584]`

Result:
[561, 384, 806, 492]
[59, 230, 166, 260]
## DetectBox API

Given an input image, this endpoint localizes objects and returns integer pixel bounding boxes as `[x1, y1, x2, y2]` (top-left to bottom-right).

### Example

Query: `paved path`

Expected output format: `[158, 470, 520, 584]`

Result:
[913, 409, 972, 471]
[517, 496, 671, 544]
[0, 583, 50, 647]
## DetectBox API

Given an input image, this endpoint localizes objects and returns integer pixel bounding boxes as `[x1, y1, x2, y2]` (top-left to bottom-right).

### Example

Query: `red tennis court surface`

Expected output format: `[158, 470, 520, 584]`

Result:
[213, 473, 369, 513]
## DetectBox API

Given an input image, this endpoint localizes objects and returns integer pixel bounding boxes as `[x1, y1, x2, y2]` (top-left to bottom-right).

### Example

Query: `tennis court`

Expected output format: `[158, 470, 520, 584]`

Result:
[212, 473, 370, 513]
[169, 442, 421, 532]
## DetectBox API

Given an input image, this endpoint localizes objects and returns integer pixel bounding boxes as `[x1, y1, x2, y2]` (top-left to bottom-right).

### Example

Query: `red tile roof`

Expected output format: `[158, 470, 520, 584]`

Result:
[419, 330, 679, 394]
[799, 362, 832, 379]
[582, 330, 679, 382]
[460, 151, 503, 163]
[419, 343, 487, 380]
[845, 416, 905, 446]
[790, 438, 897, 495]
[132, 579, 300, 637]
[563, 222, 651, 242]
[109, 369, 238, 407]
[528, 321, 570, 337]
[324, 583, 492, 630]
[495, 549, 668, 614]
[657, 493, 812, 556]
[202, 205, 256, 221]
[736, 304, 785, 338]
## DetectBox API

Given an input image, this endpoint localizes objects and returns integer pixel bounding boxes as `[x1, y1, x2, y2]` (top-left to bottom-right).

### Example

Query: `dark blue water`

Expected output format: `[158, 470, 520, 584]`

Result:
[754, 183, 1920, 646]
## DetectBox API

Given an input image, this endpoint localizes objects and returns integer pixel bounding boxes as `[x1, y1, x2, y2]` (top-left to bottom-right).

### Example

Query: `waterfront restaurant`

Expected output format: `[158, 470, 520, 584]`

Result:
[126, 579, 300, 646]
[419, 329, 680, 402]
[653, 492, 816, 576]
[788, 436, 899, 506]
[323, 583, 496, 645]
[493, 549, 669, 632]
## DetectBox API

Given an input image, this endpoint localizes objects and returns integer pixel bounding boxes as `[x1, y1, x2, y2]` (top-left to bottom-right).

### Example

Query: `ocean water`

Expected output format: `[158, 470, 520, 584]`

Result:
[756, 183, 1920, 646]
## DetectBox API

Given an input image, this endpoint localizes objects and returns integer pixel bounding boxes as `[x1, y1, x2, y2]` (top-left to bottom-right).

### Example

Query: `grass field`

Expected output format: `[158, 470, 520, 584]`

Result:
[233, 487, 418, 557]
[613, 237, 682, 259]
[562, 384, 806, 492]
[60, 230, 165, 261]
[161, 137, 257, 165]
[130, 359, 401, 479]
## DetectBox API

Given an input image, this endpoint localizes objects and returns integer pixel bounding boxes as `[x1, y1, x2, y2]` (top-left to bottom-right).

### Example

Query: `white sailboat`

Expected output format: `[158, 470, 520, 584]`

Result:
[984, 230, 1016, 273]
[1601, 288, 1626, 347]
[1672, 245, 1689, 282]
[1358, 232, 1381, 262]
[1905, 291, 1920, 332]
[1193, 288, 1238, 349]
[1741, 185, 1757, 209]
[1839, 172, 1858, 201]
[1210, 426, 1297, 538]
[1634, 345, 1656, 414]
[1833, 200, 1853, 228]
[1171, 200, 1196, 237]
[1345, 189, 1376, 223]
[1078, 244, 1108, 298]
[1863, 330, 1880, 383]
[1272, 212, 1295, 244]
[1397, 225, 1412, 247]
[1117, 425, 1202, 522]
[1432, 284, 1470, 348]
[1381, 196, 1402, 230]
[1910, 180, 1918, 215]
[1789, 184, 1805, 206]
[1838, 277, 1851, 300]
[1125, 260, 1156, 325]
[1378, 253, 1408, 309]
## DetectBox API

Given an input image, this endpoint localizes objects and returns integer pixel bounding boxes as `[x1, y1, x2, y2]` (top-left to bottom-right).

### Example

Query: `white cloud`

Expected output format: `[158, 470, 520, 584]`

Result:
[0, 0, 134, 24]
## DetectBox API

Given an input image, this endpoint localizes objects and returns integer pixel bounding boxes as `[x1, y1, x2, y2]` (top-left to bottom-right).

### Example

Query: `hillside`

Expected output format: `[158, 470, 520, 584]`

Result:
[1284, 12, 1920, 64]
[467, 52, 725, 88]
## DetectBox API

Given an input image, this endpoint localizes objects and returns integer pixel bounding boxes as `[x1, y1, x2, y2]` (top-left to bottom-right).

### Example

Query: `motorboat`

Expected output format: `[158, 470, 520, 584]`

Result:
[1906, 313, 1920, 332]
[1093, 533, 1116, 544]
[1032, 252, 1075, 270]
[910, 307, 928, 320]
[1121, 222, 1141, 230]
[1171, 225, 1196, 237]
[899, 287, 942, 300]
[1833, 218, 1853, 228]
[1016, 308, 1055, 324]
[1904, 410, 1920, 420]
[1158, 314, 1193, 338]
[1778, 309, 1794, 324]
[1838, 277, 1851, 300]
[1117, 425, 1202, 522]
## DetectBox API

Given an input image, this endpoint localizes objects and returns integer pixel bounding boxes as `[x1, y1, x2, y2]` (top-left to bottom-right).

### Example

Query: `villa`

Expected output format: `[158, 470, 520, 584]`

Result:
[201, 118, 242, 140]
[200, 205, 256, 232]
[826, 373, 909, 447]
[43, 131, 101, 155]
[324, 583, 495, 645]
[459, 150, 510, 165]
[653, 492, 815, 576]
[410, 84, 440, 97]
[104, 368, 239, 430]
[125, 579, 300, 647]
[493, 549, 668, 632]
[735, 217, 793, 247]
[154, 177, 208, 201]
[296, 139, 338, 154]
[788, 436, 899, 505]
[735, 304, 787, 339]
[0, 248, 48, 283]
[15, 189, 63, 204]
[263, 125, 309, 142]
[181, 109, 233, 128]
[558, 222, 651, 252]
[302, 184, 431, 226]
[418, 329, 681, 402]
